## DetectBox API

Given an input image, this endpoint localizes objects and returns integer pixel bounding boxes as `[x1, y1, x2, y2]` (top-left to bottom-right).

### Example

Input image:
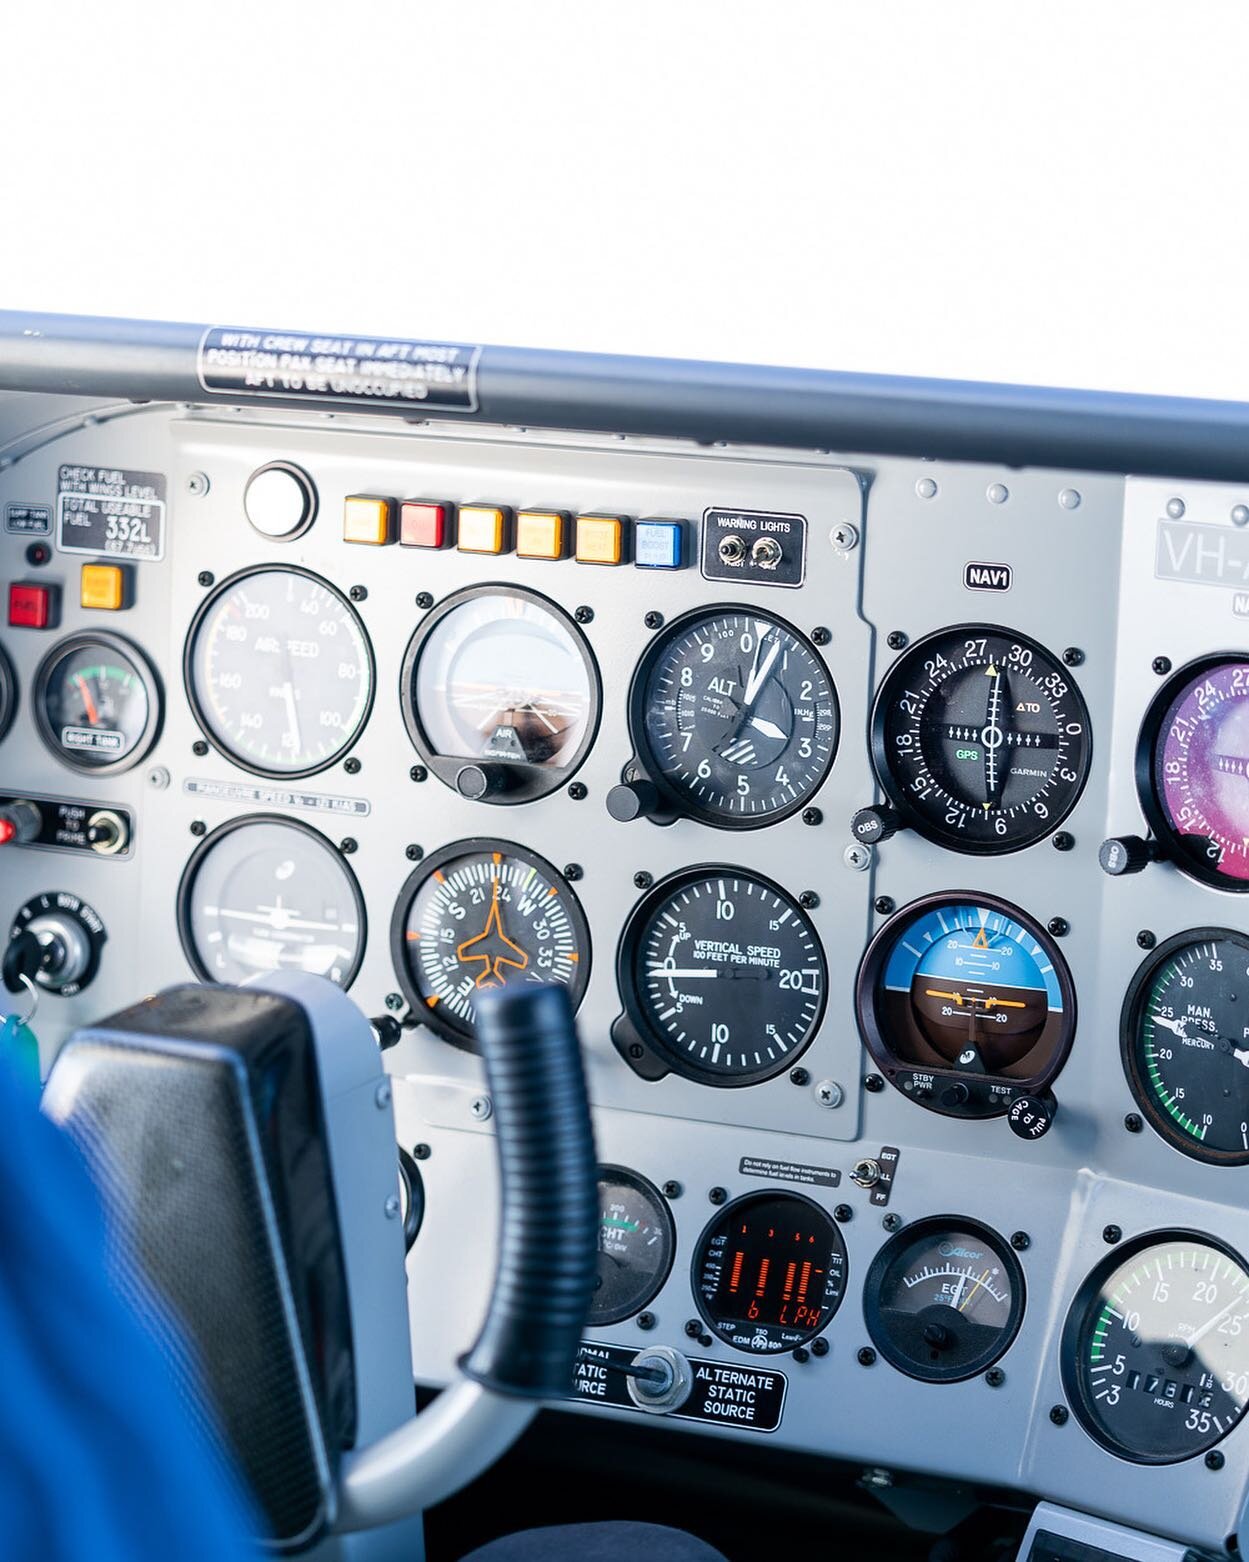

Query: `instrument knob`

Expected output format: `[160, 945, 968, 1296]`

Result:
[455, 763, 518, 800]
[1098, 835, 1156, 876]
[607, 779, 662, 823]
[851, 804, 902, 845]
[1007, 1093, 1057, 1141]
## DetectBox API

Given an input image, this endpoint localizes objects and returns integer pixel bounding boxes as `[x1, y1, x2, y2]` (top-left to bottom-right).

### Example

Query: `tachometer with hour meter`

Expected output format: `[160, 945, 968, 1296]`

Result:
[862, 625, 1091, 853]
[624, 607, 837, 827]
[856, 893, 1076, 1118]
[1063, 1232, 1249, 1464]
[613, 867, 827, 1085]
[390, 840, 590, 1050]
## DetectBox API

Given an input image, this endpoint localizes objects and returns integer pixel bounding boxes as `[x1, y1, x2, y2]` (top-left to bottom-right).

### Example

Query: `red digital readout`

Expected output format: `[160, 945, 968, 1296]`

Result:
[721, 1214, 826, 1330]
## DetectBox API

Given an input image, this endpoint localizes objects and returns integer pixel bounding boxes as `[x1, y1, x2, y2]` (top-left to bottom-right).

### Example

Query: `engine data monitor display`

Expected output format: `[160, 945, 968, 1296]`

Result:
[693, 1192, 847, 1354]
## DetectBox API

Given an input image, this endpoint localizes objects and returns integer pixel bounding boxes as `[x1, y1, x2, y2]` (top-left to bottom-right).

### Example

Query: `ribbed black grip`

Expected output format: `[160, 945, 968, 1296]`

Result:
[462, 985, 598, 1397]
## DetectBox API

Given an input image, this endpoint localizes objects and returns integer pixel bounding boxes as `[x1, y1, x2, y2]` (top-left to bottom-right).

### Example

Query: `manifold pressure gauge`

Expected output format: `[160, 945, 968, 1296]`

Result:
[858, 624, 1092, 854]
[856, 893, 1076, 1118]
[400, 585, 600, 803]
[613, 867, 827, 1085]
[390, 840, 590, 1050]
[614, 607, 838, 827]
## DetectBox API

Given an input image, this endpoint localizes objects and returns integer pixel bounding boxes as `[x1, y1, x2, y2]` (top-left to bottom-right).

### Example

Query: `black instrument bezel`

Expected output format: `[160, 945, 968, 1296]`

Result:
[0, 639, 17, 747]
[590, 1164, 676, 1326]
[33, 629, 163, 775]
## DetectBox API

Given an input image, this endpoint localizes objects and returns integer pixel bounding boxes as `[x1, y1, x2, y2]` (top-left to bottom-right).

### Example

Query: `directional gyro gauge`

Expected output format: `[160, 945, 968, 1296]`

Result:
[856, 625, 1092, 854]
[400, 585, 600, 803]
[856, 893, 1076, 1119]
[610, 607, 837, 828]
[390, 840, 591, 1050]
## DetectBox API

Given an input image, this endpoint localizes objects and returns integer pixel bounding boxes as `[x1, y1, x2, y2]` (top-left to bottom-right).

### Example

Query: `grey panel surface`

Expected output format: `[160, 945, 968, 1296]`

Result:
[3, 393, 1249, 1552]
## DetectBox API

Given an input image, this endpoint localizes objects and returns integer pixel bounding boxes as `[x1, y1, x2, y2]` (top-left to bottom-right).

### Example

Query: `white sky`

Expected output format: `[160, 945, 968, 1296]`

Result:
[3, 2, 1248, 401]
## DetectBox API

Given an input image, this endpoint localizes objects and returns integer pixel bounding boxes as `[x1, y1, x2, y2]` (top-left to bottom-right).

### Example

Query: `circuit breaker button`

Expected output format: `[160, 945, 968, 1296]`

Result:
[400, 501, 451, 549]
[8, 582, 57, 629]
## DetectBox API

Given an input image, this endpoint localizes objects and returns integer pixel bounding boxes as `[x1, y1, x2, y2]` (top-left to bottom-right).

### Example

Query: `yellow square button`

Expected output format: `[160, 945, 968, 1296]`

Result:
[343, 494, 394, 545]
[458, 505, 509, 555]
[80, 563, 127, 611]
[575, 515, 624, 565]
[516, 511, 567, 560]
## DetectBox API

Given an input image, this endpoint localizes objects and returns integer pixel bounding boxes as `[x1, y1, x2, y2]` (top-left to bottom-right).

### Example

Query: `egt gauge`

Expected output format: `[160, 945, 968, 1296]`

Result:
[400, 585, 600, 803]
[1122, 929, 1249, 1165]
[856, 893, 1076, 1119]
[857, 624, 1092, 855]
[390, 840, 590, 1051]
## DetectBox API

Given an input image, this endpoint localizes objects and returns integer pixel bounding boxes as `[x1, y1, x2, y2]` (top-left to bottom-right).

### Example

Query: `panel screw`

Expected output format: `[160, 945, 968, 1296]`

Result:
[685, 1319, 702, 1339]
[811, 626, 832, 646]
[190, 819, 206, 837]
[187, 471, 210, 496]
[834, 1204, 853, 1223]
[792, 1346, 810, 1363]
[857, 1347, 877, 1366]
[1206, 1450, 1225, 1470]
[197, 570, 215, 588]
[347, 584, 366, 603]
[344, 756, 362, 775]
[1166, 497, 1186, 519]
[799, 890, 820, 910]
[815, 1080, 843, 1108]
[789, 1067, 811, 1087]
[385, 992, 404, 1011]
[563, 863, 583, 881]
[384, 1194, 401, 1220]
[146, 766, 171, 791]
[1234, 505, 1249, 527]
[843, 843, 873, 872]
[831, 522, 859, 551]
[1062, 647, 1084, 667]
[567, 782, 588, 801]
[409, 765, 428, 783]
[1047, 917, 1069, 937]
[415, 591, 434, 609]
[708, 1186, 727, 1205]
[628, 1043, 645, 1060]
[887, 631, 908, 651]
[1103, 1224, 1123, 1245]
[339, 837, 358, 855]
[1137, 929, 1156, 949]
[637, 1311, 657, 1331]
[874, 896, 895, 916]
[1152, 656, 1172, 676]
[1124, 1113, 1143, 1134]
[916, 477, 938, 500]
[405, 844, 423, 861]
[864, 1073, 885, 1093]
[1049, 1405, 1069, 1426]
[1052, 832, 1074, 852]
[811, 1337, 830, 1357]
[374, 1080, 392, 1109]
[802, 807, 823, 826]
[633, 871, 654, 889]
[987, 483, 1009, 505]
[192, 739, 209, 757]
[882, 1212, 902, 1232]
[644, 611, 664, 630]
[1058, 488, 1082, 510]
[574, 605, 594, 624]
[662, 1181, 683, 1199]
[1011, 1231, 1031, 1251]
[469, 1096, 493, 1121]
[413, 1142, 431, 1160]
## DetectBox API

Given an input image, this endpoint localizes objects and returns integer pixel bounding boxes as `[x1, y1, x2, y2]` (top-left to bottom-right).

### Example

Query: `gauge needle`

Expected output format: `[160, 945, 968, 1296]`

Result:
[1234, 1047, 1249, 1069]
[1182, 1290, 1249, 1352]
[742, 634, 781, 708]
[212, 906, 342, 933]
[982, 664, 1008, 809]
[649, 967, 718, 979]
[750, 716, 787, 740]
[958, 1269, 992, 1313]
[1151, 1013, 1190, 1039]
[74, 673, 100, 726]
[280, 681, 302, 755]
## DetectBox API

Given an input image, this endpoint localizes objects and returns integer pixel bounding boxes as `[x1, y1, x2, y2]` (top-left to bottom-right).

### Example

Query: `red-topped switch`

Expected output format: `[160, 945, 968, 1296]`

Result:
[8, 582, 58, 629]
[400, 500, 452, 549]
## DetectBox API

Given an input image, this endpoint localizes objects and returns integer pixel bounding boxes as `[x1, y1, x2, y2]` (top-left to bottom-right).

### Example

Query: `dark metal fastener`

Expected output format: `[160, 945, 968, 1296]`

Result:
[1049, 1405, 1068, 1426]
[385, 992, 404, 1012]
[985, 1368, 1005, 1387]
[699, 1334, 713, 1348]
[1152, 656, 1172, 676]
[405, 844, 423, 861]
[1047, 917, 1070, 937]
[857, 1346, 877, 1366]
[882, 1213, 902, 1233]
[1103, 1224, 1122, 1245]
[874, 896, 895, 915]
[811, 1337, 830, 1357]
[567, 782, 588, 801]
[628, 1043, 645, 1060]
[792, 1346, 810, 1363]
[1011, 1231, 1031, 1251]
[1052, 832, 1074, 852]
[790, 1067, 811, 1087]
[1062, 647, 1084, 667]
[802, 807, 823, 826]
[811, 626, 831, 646]
[415, 591, 434, 609]
[1137, 929, 1156, 950]
[661, 1181, 683, 1200]
[834, 1204, 853, 1222]
[633, 871, 653, 889]
[344, 757, 362, 775]
[574, 605, 594, 624]
[864, 1074, 885, 1094]
[340, 837, 358, 855]
[189, 819, 206, 837]
[1206, 1450, 1225, 1471]
[412, 1143, 431, 1160]
[637, 1312, 656, 1331]
[349, 584, 367, 602]
[1124, 1113, 1143, 1134]
[197, 570, 214, 588]
[563, 863, 583, 881]
[644, 611, 664, 630]
[192, 739, 209, 757]
[799, 891, 820, 910]
[708, 1186, 727, 1205]
[684, 1319, 702, 1339]
[887, 631, 908, 651]
[409, 765, 428, 783]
